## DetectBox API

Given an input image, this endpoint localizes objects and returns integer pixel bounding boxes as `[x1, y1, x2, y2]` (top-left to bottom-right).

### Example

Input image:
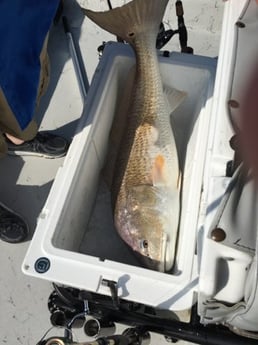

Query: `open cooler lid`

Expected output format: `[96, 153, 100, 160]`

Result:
[198, 0, 258, 334]
[227, 0, 258, 133]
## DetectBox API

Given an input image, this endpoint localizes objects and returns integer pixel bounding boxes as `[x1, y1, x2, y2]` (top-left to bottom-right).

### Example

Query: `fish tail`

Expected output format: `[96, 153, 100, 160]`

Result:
[82, 0, 169, 46]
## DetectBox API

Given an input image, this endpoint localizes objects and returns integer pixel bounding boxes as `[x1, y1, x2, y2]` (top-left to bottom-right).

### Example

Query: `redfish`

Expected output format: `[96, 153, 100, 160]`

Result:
[82, 0, 186, 272]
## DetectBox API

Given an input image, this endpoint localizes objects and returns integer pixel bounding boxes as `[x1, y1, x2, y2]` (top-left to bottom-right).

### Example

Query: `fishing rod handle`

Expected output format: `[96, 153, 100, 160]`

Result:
[176, 0, 184, 17]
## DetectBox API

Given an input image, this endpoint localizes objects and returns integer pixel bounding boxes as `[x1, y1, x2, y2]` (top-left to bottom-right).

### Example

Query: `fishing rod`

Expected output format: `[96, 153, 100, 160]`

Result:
[175, 0, 193, 53]
[107, 0, 113, 10]
[156, 1, 193, 52]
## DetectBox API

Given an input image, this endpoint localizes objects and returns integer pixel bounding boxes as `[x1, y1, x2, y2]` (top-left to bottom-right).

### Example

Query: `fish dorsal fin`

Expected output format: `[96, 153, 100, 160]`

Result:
[151, 154, 167, 186]
[163, 85, 187, 114]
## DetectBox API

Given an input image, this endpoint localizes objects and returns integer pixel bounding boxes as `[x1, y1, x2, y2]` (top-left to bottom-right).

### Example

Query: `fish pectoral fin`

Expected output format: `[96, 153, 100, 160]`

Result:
[163, 85, 187, 114]
[151, 155, 182, 189]
[152, 154, 168, 186]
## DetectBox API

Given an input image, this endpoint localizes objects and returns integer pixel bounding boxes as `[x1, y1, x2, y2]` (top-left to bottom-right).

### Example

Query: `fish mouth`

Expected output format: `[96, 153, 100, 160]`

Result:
[133, 235, 175, 272]
[134, 251, 165, 272]
[133, 234, 168, 272]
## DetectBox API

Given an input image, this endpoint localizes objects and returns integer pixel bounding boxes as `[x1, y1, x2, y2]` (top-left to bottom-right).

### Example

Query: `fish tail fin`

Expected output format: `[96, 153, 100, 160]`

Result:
[82, 0, 169, 45]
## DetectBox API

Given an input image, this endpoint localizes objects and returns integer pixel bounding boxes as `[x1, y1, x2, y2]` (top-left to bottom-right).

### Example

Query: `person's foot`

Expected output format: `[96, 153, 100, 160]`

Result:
[0, 203, 29, 243]
[6, 132, 69, 159]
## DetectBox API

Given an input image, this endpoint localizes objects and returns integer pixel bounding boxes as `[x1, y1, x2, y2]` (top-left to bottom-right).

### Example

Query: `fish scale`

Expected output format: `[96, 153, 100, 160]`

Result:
[83, 0, 186, 272]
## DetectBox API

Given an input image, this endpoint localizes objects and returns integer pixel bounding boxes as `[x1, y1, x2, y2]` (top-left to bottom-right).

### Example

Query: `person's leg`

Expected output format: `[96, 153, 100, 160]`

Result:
[0, 33, 67, 243]
[0, 131, 7, 158]
[0, 34, 69, 158]
[0, 89, 68, 159]
[0, 33, 48, 145]
[0, 132, 29, 243]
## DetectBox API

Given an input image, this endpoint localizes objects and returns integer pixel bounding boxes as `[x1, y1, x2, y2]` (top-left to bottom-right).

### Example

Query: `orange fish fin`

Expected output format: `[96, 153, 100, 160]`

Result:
[151, 154, 167, 186]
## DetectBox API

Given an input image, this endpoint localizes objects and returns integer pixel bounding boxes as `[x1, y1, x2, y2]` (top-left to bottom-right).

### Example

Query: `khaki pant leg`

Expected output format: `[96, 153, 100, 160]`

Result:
[0, 132, 7, 158]
[37, 32, 50, 105]
[0, 87, 38, 141]
[0, 33, 50, 156]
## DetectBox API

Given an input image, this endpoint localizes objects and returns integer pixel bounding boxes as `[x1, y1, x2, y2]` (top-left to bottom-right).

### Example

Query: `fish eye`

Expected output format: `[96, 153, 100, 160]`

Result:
[140, 239, 148, 249]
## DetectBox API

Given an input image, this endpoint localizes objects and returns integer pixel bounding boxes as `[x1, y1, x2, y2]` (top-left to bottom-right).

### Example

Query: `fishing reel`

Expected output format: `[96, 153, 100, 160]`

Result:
[37, 337, 72, 345]
[156, 1, 193, 52]
[36, 283, 151, 345]
[38, 329, 150, 345]
[39, 284, 258, 345]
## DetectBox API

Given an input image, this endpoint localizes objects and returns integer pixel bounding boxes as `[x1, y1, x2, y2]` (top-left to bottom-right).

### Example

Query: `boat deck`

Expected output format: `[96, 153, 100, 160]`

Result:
[0, 1, 223, 344]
